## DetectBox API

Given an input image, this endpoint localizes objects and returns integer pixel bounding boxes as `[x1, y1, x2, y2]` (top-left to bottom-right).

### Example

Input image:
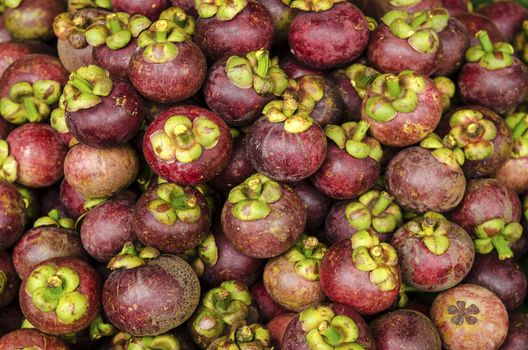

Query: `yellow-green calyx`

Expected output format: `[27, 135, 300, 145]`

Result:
[288, 75, 324, 112]
[263, 92, 315, 134]
[345, 64, 380, 99]
[53, 10, 107, 49]
[33, 209, 75, 230]
[195, 0, 247, 20]
[514, 19, 528, 64]
[0, 0, 21, 13]
[524, 196, 528, 222]
[212, 323, 272, 350]
[300, 305, 365, 350]
[406, 212, 451, 255]
[0, 270, 6, 294]
[186, 232, 218, 277]
[0, 80, 62, 124]
[0, 140, 17, 183]
[147, 183, 202, 225]
[227, 173, 282, 221]
[226, 50, 289, 97]
[420, 133, 465, 170]
[159, 7, 195, 35]
[281, 0, 344, 12]
[25, 264, 89, 324]
[286, 235, 327, 281]
[112, 332, 182, 350]
[365, 70, 426, 122]
[345, 190, 403, 235]
[150, 114, 220, 164]
[137, 19, 189, 63]
[381, 9, 448, 54]
[466, 31, 514, 70]
[107, 242, 161, 270]
[63, 65, 113, 112]
[350, 230, 399, 292]
[16, 185, 38, 222]
[85, 12, 151, 50]
[89, 314, 115, 341]
[506, 113, 528, 159]
[473, 218, 523, 260]
[433, 76, 455, 112]
[325, 121, 383, 161]
[68, 0, 113, 12]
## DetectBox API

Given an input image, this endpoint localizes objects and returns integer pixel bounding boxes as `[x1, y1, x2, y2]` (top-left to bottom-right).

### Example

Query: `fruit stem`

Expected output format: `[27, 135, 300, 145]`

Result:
[422, 217, 436, 235]
[70, 76, 94, 94]
[491, 235, 514, 260]
[107, 14, 123, 34]
[213, 289, 232, 312]
[466, 123, 482, 137]
[319, 322, 342, 346]
[385, 75, 401, 99]
[371, 192, 393, 216]
[303, 236, 319, 257]
[477, 31, 494, 53]
[410, 12, 428, 28]
[0, 271, 6, 294]
[22, 97, 39, 122]
[352, 121, 370, 141]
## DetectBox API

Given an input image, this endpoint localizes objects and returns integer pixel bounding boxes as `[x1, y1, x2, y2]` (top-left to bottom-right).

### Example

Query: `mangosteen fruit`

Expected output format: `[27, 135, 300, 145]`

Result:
[289, 180, 331, 231]
[0, 180, 26, 250]
[0, 328, 69, 350]
[111, 0, 170, 21]
[3, 0, 65, 41]
[435, 16, 470, 76]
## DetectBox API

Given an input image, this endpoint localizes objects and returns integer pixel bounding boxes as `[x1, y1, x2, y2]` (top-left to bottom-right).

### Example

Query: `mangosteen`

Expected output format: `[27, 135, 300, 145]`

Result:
[68, 0, 113, 13]
[0, 118, 14, 139]
[260, 0, 298, 45]
[289, 180, 331, 231]
[194, 0, 273, 61]
[501, 312, 528, 350]
[170, 0, 197, 17]
[59, 179, 87, 220]
[0, 303, 23, 337]
[320, 230, 402, 314]
[365, 0, 442, 19]
[0, 42, 41, 78]
[102, 244, 200, 336]
[250, 281, 286, 323]
[0, 252, 19, 309]
[0, 329, 69, 349]
[245, 93, 327, 182]
[431, 284, 509, 350]
[311, 121, 382, 199]
[204, 49, 289, 126]
[207, 322, 273, 350]
[458, 31, 528, 114]
[0, 181, 26, 250]
[266, 313, 295, 349]
[0, 16, 10, 43]
[454, 12, 503, 45]
[143, 105, 232, 185]
[435, 16, 470, 76]
[128, 19, 206, 103]
[108, 329, 196, 350]
[111, 0, 170, 21]
[442, 0, 471, 15]
[433, 76, 456, 112]
[279, 53, 323, 79]
[221, 173, 306, 258]
[477, 1, 528, 43]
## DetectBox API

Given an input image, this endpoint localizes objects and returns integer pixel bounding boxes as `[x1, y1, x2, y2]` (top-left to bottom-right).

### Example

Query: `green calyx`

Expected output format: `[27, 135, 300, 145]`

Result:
[147, 183, 202, 226]
[226, 50, 288, 97]
[213, 323, 272, 350]
[25, 264, 89, 324]
[406, 212, 451, 255]
[1, 80, 62, 124]
[68, 0, 113, 12]
[324, 121, 383, 161]
[159, 7, 195, 35]
[350, 230, 399, 292]
[150, 114, 220, 164]
[227, 173, 282, 221]
[53, 10, 107, 49]
[514, 19, 528, 64]
[381, 9, 448, 54]
[389, 0, 420, 6]
[89, 314, 115, 341]
[420, 133, 465, 170]
[473, 218, 523, 260]
[300, 305, 364, 350]
[137, 19, 190, 63]
[506, 113, 528, 159]
[466, 31, 514, 70]
[186, 232, 218, 276]
[285, 235, 327, 281]
[344, 190, 403, 236]
[33, 209, 75, 230]
[195, 0, 247, 20]
[0, 0, 21, 13]
[345, 64, 380, 100]
[85, 12, 151, 50]
[16, 185, 38, 222]
[281, 0, 344, 12]
[288, 75, 325, 113]
[0, 140, 17, 183]
[0, 271, 6, 294]
[63, 65, 113, 112]
[112, 332, 182, 350]
[433, 76, 455, 112]
[107, 242, 160, 270]
[365, 71, 426, 122]
[262, 92, 315, 134]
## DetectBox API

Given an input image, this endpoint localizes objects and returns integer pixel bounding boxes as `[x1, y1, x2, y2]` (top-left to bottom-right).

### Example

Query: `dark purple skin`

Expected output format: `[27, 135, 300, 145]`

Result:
[458, 57, 528, 114]
[250, 281, 286, 323]
[449, 178, 522, 235]
[495, 157, 528, 194]
[143, 105, 232, 185]
[282, 303, 375, 350]
[7, 123, 67, 188]
[0, 118, 15, 139]
[38, 187, 61, 217]
[454, 12, 503, 45]
[0, 181, 26, 251]
[0, 42, 37, 78]
[59, 179, 86, 221]
[202, 225, 263, 287]
[435, 17, 470, 76]
[93, 39, 139, 78]
[0, 252, 19, 309]
[66, 78, 144, 148]
[80, 199, 136, 262]
[288, 2, 369, 69]
[328, 69, 362, 121]
[128, 40, 207, 103]
[510, 231, 528, 260]
[362, 0, 442, 18]
[391, 219, 475, 292]
[477, 1, 528, 42]
[203, 56, 275, 126]
[20, 258, 102, 335]
[133, 184, 210, 254]
[195, 1, 274, 61]
[311, 144, 380, 200]
[370, 309, 441, 350]
[57, 38, 95, 73]
[0, 329, 70, 350]
[171, 0, 197, 17]
[442, 0, 471, 16]
[3, 0, 65, 41]
[111, 0, 170, 21]
[259, 0, 298, 45]
[0, 303, 24, 336]
[245, 117, 327, 182]
[221, 184, 307, 258]
[13, 226, 87, 279]
[0, 17, 11, 44]
[368, 23, 442, 76]
[267, 313, 296, 350]
[103, 254, 200, 336]
[289, 180, 331, 231]
[500, 312, 528, 350]
[279, 53, 323, 79]
[386, 147, 466, 213]
[464, 253, 527, 311]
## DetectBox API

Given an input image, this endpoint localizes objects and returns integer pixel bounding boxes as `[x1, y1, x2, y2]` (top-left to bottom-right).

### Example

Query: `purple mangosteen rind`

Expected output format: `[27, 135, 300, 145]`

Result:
[0, 251, 19, 308]
[0, 181, 26, 251]
[435, 17, 470, 76]
[111, 0, 170, 21]
[365, 0, 442, 19]
[0, 328, 70, 350]
[289, 180, 331, 231]
[3, 0, 65, 41]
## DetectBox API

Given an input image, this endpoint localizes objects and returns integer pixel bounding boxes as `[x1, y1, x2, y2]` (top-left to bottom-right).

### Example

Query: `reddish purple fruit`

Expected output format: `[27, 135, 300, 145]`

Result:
[111, 0, 170, 20]
[289, 180, 331, 231]
[0, 42, 39, 78]
[477, 1, 528, 42]
[454, 12, 503, 45]
[59, 179, 87, 220]
[251, 281, 286, 323]
[0, 181, 26, 250]
[435, 17, 470, 76]
[442, 0, 472, 16]
[267, 313, 296, 349]
[500, 312, 528, 350]
[0, 252, 19, 308]
[0, 329, 69, 350]
[279, 53, 322, 79]
[364, 0, 442, 18]
[260, 0, 298, 45]
[3, 0, 65, 41]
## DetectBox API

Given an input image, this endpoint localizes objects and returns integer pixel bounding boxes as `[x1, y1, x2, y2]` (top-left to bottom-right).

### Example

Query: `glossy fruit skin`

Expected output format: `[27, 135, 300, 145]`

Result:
[289, 180, 331, 231]
[279, 53, 322, 79]
[111, 0, 170, 20]
[0, 328, 70, 350]
[63, 143, 140, 198]
[80, 200, 135, 262]
[454, 12, 503, 46]
[370, 309, 442, 350]
[195, 1, 274, 61]
[477, 1, 528, 42]
[0, 42, 37, 77]
[464, 253, 527, 311]
[0, 252, 19, 308]
[3, 0, 65, 41]
[328, 69, 362, 121]
[320, 238, 401, 315]
[171, 0, 197, 16]
[102, 254, 200, 336]
[435, 17, 470, 76]
[365, 0, 442, 18]
[441, 0, 472, 16]
[0, 118, 14, 139]
[13, 226, 86, 279]
[250, 281, 286, 323]
[0, 181, 26, 251]
[221, 184, 306, 258]
[267, 313, 296, 350]
[7, 123, 67, 188]
[0, 17, 11, 44]
[386, 147, 466, 213]
[495, 157, 528, 194]
[500, 312, 528, 350]
[281, 303, 375, 350]
[20, 258, 102, 335]
[289, 2, 369, 69]
[391, 219, 475, 292]
[59, 179, 86, 221]
[0, 303, 23, 337]
[93, 39, 139, 79]
[57, 38, 95, 73]
[260, 0, 298, 45]
[143, 105, 232, 185]
[450, 178, 521, 235]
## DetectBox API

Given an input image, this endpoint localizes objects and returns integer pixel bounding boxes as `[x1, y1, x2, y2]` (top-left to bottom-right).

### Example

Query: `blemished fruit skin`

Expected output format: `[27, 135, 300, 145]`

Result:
[0, 329, 69, 350]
